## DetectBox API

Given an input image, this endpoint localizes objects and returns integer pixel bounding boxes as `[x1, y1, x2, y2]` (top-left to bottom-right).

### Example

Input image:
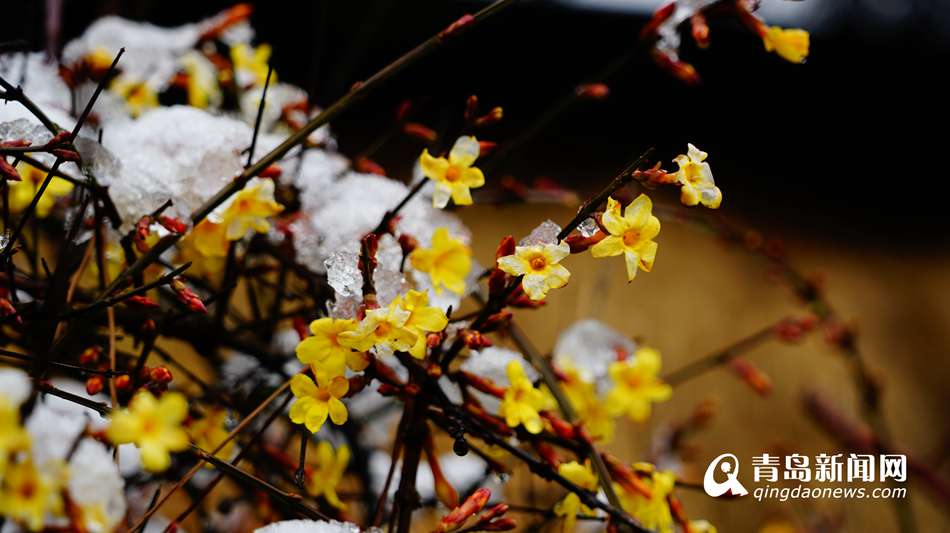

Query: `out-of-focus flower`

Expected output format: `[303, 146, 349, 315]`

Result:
[497, 241, 571, 301]
[296, 318, 367, 376]
[180, 51, 222, 109]
[393, 290, 448, 359]
[110, 75, 158, 117]
[672, 144, 721, 209]
[553, 461, 598, 532]
[558, 364, 615, 442]
[10, 161, 74, 217]
[105, 390, 190, 472]
[591, 195, 660, 281]
[409, 227, 472, 295]
[762, 27, 810, 64]
[499, 360, 547, 434]
[68, 440, 126, 533]
[231, 43, 273, 87]
[690, 520, 719, 533]
[0, 399, 30, 476]
[305, 441, 350, 510]
[187, 408, 234, 464]
[215, 177, 284, 241]
[615, 466, 676, 533]
[0, 459, 65, 531]
[177, 221, 228, 278]
[339, 302, 416, 356]
[606, 347, 672, 422]
[289, 372, 348, 433]
[419, 136, 486, 209]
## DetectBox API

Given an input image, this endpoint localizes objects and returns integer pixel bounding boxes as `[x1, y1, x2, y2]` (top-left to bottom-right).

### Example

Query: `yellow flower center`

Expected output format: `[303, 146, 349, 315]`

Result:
[142, 417, 158, 435]
[529, 256, 547, 271]
[622, 229, 641, 246]
[444, 166, 461, 182]
[19, 480, 36, 499]
[316, 388, 331, 401]
[625, 373, 643, 388]
[374, 322, 392, 338]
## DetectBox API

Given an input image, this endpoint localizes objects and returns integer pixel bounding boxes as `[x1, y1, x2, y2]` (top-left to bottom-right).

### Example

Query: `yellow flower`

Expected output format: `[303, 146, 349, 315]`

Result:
[0, 397, 30, 476]
[0, 459, 65, 531]
[296, 317, 367, 376]
[338, 304, 416, 355]
[83, 46, 114, 71]
[553, 461, 598, 533]
[230, 43, 274, 87]
[216, 177, 284, 241]
[9, 161, 74, 217]
[106, 390, 190, 472]
[672, 144, 721, 209]
[615, 467, 676, 533]
[393, 290, 449, 359]
[110, 76, 158, 117]
[606, 348, 672, 422]
[498, 360, 547, 434]
[419, 136, 486, 208]
[559, 364, 615, 443]
[763, 26, 810, 64]
[177, 222, 228, 279]
[409, 228, 472, 295]
[305, 441, 350, 510]
[187, 408, 234, 466]
[497, 240, 571, 301]
[590, 195, 660, 281]
[181, 52, 221, 109]
[289, 372, 349, 433]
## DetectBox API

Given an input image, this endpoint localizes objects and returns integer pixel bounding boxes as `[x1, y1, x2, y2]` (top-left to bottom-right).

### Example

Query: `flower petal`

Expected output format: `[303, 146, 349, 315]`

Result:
[590, 236, 624, 258]
[327, 398, 348, 425]
[448, 136, 480, 168]
[497, 255, 527, 276]
[601, 197, 627, 236]
[419, 150, 449, 181]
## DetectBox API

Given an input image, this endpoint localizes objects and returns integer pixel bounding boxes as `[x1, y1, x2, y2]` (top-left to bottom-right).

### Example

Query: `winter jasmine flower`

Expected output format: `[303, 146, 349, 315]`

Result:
[606, 347, 672, 422]
[409, 227, 472, 295]
[214, 177, 284, 241]
[498, 360, 547, 434]
[419, 136, 486, 208]
[762, 27, 810, 64]
[305, 441, 350, 510]
[105, 390, 190, 472]
[497, 240, 571, 301]
[296, 317, 367, 377]
[553, 461, 598, 532]
[590, 195, 660, 281]
[289, 372, 349, 433]
[10, 161, 74, 217]
[672, 144, 721, 209]
[0, 459, 65, 531]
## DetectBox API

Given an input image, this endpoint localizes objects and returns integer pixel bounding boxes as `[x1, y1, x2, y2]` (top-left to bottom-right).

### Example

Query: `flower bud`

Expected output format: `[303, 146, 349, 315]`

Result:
[690, 13, 710, 48]
[439, 14, 475, 39]
[0, 159, 21, 182]
[79, 346, 102, 366]
[474, 107, 503, 127]
[729, 357, 772, 396]
[575, 83, 610, 100]
[258, 164, 282, 179]
[150, 366, 173, 384]
[114, 374, 131, 391]
[85, 376, 104, 395]
[403, 122, 437, 143]
[157, 215, 187, 234]
[355, 156, 386, 176]
[127, 295, 160, 308]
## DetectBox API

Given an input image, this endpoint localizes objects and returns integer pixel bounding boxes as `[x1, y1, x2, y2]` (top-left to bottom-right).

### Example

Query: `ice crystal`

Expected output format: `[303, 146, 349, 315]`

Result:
[578, 217, 598, 238]
[254, 520, 360, 533]
[519, 219, 561, 246]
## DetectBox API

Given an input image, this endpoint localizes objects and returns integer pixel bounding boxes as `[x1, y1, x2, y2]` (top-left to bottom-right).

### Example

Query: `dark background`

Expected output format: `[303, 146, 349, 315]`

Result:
[8, 0, 950, 245]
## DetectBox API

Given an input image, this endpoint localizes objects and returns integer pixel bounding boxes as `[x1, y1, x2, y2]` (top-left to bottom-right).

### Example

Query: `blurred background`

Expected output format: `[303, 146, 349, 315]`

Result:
[7, 1, 949, 531]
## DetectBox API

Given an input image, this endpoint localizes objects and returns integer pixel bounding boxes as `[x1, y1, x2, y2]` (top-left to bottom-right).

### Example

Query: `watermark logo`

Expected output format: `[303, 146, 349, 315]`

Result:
[703, 453, 749, 497]
[702, 452, 908, 501]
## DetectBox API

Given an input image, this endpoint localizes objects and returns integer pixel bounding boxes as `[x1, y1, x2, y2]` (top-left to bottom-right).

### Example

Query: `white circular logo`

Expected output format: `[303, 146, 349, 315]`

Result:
[704, 453, 749, 497]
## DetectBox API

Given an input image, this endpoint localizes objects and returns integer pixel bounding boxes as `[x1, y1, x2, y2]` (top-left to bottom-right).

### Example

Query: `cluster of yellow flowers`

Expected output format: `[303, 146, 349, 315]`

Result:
[7, 161, 74, 218]
[496, 143, 721, 301]
[291, 290, 449, 433]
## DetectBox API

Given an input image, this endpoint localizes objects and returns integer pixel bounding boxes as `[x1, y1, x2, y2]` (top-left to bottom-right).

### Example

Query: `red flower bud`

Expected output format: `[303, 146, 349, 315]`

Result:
[133, 216, 153, 253]
[157, 216, 187, 234]
[403, 122, 437, 143]
[0, 298, 20, 324]
[478, 140, 497, 154]
[51, 148, 81, 162]
[258, 164, 282, 179]
[575, 83, 610, 100]
[171, 278, 207, 314]
[437, 487, 491, 532]
[494, 235, 515, 261]
[690, 13, 710, 48]
[481, 518, 517, 531]
[150, 366, 173, 384]
[397, 234, 418, 256]
[460, 329, 492, 349]
[395, 100, 413, 121]
[0, 159, 21, 182]
[439, 13, 475, 39]
[355, 156, 386, 176]
[729, 357, 772, 396]
[127, 295, 160, 308]
[464, 95, 479, 122]
[79, 346, 102, 366]
[474, 107, 503, 127]
[459, 371, 505, 398]
[542, 412, 575, 439]
[85, 376, 104, 395]
[114, 374, 131, 391]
